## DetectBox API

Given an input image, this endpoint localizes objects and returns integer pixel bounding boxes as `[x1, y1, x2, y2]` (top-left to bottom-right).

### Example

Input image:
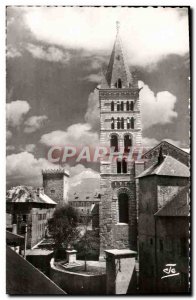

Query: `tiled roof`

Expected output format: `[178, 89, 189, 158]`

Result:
[137, 155, 190, 178]
[155, 185, 189, 217]
[6, 186, 56, 205]
[142, 140, 189, 158]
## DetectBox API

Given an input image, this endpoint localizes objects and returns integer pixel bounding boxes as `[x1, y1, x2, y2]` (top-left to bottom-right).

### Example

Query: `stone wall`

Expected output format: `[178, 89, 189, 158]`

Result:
[50, 259, 106, 295]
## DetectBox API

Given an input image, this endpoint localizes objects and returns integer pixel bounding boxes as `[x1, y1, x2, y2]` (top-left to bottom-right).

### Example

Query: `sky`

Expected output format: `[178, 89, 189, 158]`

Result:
[6, 6, 190, 188]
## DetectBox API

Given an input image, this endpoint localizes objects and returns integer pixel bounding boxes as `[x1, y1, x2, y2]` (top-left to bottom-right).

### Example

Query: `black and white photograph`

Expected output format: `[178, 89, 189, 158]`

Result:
[5, 6, 191, 295]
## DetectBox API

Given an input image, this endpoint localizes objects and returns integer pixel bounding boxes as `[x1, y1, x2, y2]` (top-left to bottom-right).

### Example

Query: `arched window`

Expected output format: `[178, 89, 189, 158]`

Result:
[126, 101, 129, 111]
[121, 101, 124, 111]
[111, 101, 114, 111]
[124, 134, 132, 153]
[110, 134, 118, 152]
[117, 117, 120, 129]
[121, 117, 124, 129]
[111, 117, 114, 129]
[117, 101, 120, 111]
[122, 158, 127, 173]
[130, 101, 134, 111]
[131, 117, 134, 129]
[117, 78, 122, 88]
[118, 193, 129, 223]
[117, 159, 121, 174]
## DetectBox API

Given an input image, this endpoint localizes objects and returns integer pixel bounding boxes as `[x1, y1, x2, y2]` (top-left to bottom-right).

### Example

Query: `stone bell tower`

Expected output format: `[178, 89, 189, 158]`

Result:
[99, 22, 142, 257]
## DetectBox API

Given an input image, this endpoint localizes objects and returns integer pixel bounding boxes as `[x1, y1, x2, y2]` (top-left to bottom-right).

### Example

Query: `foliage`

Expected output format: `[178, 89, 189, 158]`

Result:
[48, 204, 79, 259]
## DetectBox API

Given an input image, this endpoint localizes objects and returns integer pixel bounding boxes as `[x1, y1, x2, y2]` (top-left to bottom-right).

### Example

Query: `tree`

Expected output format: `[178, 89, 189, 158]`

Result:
[48, 204, 79, 260]
[74, 214, 100, 271]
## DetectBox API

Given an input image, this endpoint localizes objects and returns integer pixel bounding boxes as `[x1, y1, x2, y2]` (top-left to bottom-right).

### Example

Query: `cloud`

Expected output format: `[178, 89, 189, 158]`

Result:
[20, 144, 36, 153]
[6, 130, 12, 140]
[6, 100, 31, 127]
[40, 123, 99, 147]
[6, 151, 99, 188]
[6, 151, 59, 186]
[142, 137, 160, 147]
[69, 164, 100, 187]
[24, 115, 48, 133]
[26, 43, 70, 63]
[6, 145, 15, 152]
[22, 7, 189, 66]
[7, 45, 22, 58]
[84, 89, 100, 131]
[83, 73, 102, 83]
[139, 81, 178, 129]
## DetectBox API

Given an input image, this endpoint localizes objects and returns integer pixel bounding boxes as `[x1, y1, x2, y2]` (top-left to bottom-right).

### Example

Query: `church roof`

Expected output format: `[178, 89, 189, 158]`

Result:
[155, 185, 189, 217]
[137, 155, 190, 178]
[104, 22, 133, 88]
[142, 140, 190, 159]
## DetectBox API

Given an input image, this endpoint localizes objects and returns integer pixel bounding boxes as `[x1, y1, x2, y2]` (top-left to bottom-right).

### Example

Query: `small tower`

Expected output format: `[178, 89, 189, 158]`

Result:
[42, 168, 69, 206]
[99, 22, 142, 257]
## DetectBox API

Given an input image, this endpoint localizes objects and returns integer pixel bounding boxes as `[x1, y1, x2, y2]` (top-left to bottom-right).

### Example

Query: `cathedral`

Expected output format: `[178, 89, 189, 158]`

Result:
[99, 22, 143, 257]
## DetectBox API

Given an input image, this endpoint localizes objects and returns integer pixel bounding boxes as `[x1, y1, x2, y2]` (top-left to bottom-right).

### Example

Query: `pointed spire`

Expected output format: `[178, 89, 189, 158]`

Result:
[105, 22, 133, 88]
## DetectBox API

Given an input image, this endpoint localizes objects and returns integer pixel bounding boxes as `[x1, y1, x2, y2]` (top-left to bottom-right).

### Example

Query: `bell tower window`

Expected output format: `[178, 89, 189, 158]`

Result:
[121, 101, 124, 111]
[117, 117, 120, 129]
[126, 101, 129, 111]
[116, 78, 122, 88]
[117, 159, 121, 174]
[117, 102, 120, 111]
[111, 117, 115, 129]
[122, 158, 127, 173]
[130, 101, 134, 111]
[121, 117, 124, 129]
[111, 101, 114, 111]
[110, 134, 118, 152]
[131, 117, 134, 129]
[124, 134, 132, 153]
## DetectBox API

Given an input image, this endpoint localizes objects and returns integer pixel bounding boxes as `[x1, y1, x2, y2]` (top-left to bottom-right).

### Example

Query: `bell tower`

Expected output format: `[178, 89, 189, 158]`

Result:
[99, 22, 142, 257]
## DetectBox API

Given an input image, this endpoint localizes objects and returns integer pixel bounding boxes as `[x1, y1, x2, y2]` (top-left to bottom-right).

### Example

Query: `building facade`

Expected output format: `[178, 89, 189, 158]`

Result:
[137, 149, 190, 293]
[99, 23, 142, 256]
[6, 186, 56, 248]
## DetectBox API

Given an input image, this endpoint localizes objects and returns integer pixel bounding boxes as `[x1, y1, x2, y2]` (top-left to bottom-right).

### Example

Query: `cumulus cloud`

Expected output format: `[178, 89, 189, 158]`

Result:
[6, 130, 12, 140]
[7, 100, 31, 127]
[20, 144, 36, 153]
[6, 151, 99, 187]
[7, 45, 22, 58]
[24, 115, 48, 133]
[139, 81, 178, 129]
[22, 7, 189, 66]
[83, 73, 102, 83]
[6, 145, 15, 152]
[84, 89, 100, 131]
[6, 151, 59, 186]
[69, 164, 100, 187]
[26, 43, 70, 63]
[142, 137, 160, 147]
[40, 123, 99, 147]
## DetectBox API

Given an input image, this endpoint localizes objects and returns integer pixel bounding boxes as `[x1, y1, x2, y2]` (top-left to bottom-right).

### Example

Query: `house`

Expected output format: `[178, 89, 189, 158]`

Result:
[6, 186, 57, 248]
[137, 149, 190, 293]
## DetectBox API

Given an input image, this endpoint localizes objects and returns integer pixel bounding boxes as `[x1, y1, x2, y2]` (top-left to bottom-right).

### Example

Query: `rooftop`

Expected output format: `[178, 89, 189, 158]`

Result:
[155, 185, 189, 217]
[137, 155, 190, 179]
[6, 186, 57, 205]
[6, 246, 66, 295]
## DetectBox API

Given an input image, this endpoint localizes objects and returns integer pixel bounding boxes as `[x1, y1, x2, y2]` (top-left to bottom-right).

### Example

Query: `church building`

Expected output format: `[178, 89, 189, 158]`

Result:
[99, 22, 143, 257]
